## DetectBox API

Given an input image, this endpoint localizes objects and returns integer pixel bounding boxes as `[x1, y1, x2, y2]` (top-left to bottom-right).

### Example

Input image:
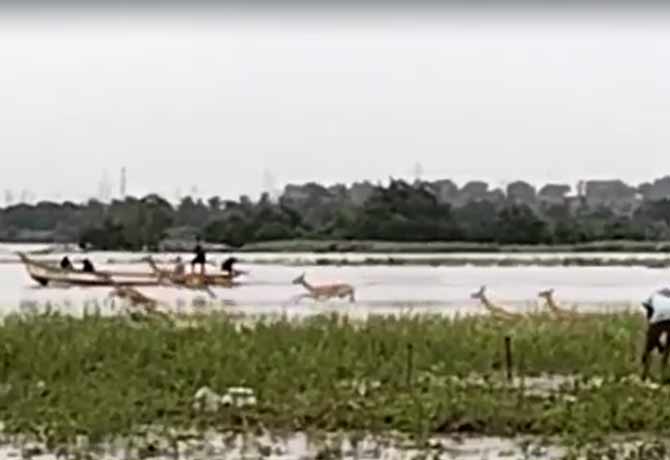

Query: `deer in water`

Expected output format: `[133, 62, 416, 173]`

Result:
[93, 271, 170, 321]
[538, 289, 579, 319]
[108, 286, 164, 316]
[291, 273, 355, 303]
[470, 286, 523, 320]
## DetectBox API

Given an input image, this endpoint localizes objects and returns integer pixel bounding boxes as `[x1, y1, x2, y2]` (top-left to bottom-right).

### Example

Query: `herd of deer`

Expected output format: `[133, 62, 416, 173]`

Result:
[470, 285, 585, 320]
[108, 270, 589, 320]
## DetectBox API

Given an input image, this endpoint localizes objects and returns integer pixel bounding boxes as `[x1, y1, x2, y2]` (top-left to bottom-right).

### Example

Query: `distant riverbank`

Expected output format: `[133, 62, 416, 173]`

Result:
[5, 239, 670, 254]
[236, 239, 670, 254]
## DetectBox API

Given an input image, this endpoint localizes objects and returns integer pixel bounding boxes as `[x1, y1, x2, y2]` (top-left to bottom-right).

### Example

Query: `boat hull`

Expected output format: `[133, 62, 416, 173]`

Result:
[18, 254, 162, 288]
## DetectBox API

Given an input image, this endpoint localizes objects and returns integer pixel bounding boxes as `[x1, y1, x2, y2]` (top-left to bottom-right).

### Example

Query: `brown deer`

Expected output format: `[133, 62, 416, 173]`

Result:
[291, 273, 355, 303]
[93, 272, 171, 321]
[471, 286, 523, 320]
[538, 289, 579, 319]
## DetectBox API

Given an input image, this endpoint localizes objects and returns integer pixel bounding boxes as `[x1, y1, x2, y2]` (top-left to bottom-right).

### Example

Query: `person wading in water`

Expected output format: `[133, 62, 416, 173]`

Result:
[191, 237, 206, 275]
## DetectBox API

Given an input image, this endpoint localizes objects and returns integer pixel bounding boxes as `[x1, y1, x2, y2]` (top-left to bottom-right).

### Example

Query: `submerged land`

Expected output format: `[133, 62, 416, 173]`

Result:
[2, 309, 670, 458]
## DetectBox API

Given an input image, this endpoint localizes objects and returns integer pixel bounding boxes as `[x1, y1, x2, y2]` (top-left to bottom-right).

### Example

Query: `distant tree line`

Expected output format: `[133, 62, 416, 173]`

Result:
[1, 179, 670, 250]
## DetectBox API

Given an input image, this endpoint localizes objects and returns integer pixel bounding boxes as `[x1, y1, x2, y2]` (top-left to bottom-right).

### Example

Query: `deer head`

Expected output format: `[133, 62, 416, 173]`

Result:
[292, 273, 306, 285]
[471, 286, 487, 300]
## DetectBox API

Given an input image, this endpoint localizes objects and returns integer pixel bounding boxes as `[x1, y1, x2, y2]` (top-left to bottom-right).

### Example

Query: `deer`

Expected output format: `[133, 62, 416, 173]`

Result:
[538, 289, 579, 319]
[93, 271, 172, 321]
[470, 286, 523, 320]
[291, 273, 355, 304]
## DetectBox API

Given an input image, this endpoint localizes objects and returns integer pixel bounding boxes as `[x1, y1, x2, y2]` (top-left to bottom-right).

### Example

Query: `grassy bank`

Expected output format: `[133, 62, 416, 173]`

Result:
[239, 239, 670, 254]
[0, 311, 666, 448]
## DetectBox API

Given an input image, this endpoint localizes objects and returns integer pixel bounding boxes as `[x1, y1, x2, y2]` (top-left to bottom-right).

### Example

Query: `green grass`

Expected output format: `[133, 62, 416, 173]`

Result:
[0, 311, 666, 447]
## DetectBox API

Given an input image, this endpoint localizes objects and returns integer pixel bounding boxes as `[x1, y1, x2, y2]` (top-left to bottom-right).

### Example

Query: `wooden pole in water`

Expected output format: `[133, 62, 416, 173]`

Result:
[504, 336, 513, 382]
[406, 343, 414, 388]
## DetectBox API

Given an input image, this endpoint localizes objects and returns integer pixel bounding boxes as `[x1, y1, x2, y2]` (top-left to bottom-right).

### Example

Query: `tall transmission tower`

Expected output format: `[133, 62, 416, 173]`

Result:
[120, 167, 127, 199]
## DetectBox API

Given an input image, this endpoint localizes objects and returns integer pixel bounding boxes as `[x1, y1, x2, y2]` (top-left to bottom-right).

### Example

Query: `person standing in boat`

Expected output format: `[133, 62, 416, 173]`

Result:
[191, 237, 206, 275]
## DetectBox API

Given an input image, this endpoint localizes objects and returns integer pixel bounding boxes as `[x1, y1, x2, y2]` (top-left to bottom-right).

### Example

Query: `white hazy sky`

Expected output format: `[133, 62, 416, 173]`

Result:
[1, 5, 669, 203]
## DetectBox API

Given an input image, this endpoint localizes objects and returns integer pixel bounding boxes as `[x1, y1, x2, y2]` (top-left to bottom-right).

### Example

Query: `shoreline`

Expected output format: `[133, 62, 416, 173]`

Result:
[5, 253, 670, 268]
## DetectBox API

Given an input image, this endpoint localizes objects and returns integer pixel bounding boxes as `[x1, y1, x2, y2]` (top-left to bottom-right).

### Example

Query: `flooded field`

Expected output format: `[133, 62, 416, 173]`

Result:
[0, 243, 667, 317]
[0, 432, 568, 460]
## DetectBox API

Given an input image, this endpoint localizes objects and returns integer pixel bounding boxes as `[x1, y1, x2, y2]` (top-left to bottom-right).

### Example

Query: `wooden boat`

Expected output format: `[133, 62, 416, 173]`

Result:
[17, 253, 161, 287]
[144, 258, 240, 288]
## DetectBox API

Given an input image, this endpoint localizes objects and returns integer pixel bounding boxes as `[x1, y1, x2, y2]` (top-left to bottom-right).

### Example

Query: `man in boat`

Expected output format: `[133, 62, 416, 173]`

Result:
[173, 256, 186, 277]
[191, 237, 206, 275]
[81, 258, 96, 273]
[221, 256, 237, 276]
[221, 256, 247, 278]
[60, 256, 73, 270]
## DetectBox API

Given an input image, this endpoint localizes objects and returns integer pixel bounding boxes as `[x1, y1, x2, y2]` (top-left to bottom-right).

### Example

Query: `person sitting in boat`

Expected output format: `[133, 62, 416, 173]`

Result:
[221, 256, 247, 278]
[173, 256, 185, 276]
[81, 258, 96, 273]
[221, 256, 237, 275]
[191, 237, 206, 275]
[60, 256, 73, 271]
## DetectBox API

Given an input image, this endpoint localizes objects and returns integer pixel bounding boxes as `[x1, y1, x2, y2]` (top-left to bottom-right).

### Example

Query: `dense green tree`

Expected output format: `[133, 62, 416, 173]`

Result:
[5, 181, 670, 249]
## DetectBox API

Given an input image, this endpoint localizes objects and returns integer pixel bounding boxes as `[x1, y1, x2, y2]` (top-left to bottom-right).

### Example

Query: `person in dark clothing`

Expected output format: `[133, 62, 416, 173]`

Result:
[221, 256, 248, 278]
[221, 257, 238, 275]
[60, 256, 73, 270]
[191, 237, 206, 275]
[81, 259, 95, 273]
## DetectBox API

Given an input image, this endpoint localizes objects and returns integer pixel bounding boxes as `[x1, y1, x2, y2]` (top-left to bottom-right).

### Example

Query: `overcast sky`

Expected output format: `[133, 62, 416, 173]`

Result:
[1, 4, 669, 203]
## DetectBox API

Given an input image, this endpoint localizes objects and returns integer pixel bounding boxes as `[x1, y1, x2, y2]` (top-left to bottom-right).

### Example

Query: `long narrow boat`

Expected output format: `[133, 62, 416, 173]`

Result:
[145, 258, 240, 288]
[17, 253, 161, 287]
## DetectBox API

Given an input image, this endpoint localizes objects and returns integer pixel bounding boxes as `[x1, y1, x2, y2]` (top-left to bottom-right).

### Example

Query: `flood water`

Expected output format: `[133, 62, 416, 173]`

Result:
[0, 432, 566, 460]
[0, 243, 666, 318]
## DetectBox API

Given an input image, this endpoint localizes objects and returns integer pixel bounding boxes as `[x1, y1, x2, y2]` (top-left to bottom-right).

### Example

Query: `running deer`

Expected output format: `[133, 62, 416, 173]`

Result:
[471, 286, 523, 320]
[538, 289, 579, 319]
[94, 272, 170, 321]
[291, 273, 355, 303]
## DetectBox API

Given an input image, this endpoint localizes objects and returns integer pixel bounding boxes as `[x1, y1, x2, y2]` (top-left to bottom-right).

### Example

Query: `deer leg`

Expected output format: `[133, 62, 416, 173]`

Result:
[291, 293, 311, 305]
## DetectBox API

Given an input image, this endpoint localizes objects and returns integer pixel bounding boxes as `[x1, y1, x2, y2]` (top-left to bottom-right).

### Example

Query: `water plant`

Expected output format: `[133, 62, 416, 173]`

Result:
[0, 310, 665, 449]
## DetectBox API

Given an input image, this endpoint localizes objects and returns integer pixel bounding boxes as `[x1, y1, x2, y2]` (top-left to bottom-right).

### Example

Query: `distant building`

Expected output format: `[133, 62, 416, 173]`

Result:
[538, 184, 571, 206]
[455, 181, 489, 205]
[506, 181, 536, 205]
[584, 179, 639, 215]
[427, 179, 459, 204]
[642, 176, 670, 201]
